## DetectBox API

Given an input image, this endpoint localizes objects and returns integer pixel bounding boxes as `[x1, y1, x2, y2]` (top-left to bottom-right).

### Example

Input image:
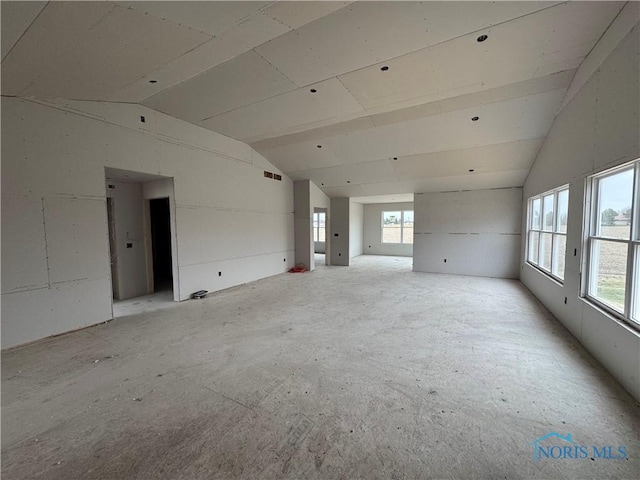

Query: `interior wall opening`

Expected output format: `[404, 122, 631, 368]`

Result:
[149, 197, 173, 293]
[313, 207, 328, 266]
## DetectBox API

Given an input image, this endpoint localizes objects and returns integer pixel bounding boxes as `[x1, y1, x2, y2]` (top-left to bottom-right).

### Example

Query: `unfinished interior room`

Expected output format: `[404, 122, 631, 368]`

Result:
[2, 1, 639, 478]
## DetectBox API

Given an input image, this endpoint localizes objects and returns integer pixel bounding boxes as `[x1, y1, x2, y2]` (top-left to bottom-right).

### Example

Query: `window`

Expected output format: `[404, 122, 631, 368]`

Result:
[527, 186, 569, 281]
[585, 159, 639, 326]
[382, 210, 414, 244]
[313, 212, 326, 242]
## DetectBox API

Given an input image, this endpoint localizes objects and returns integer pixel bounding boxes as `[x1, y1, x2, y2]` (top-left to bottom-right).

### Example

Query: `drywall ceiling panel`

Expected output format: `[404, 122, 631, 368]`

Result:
[251, 116, 376, 151]
[410, 170, 529, 193]
[1, 195, 49, 293]
[351, 194, 414, 204]
[318, 184, 367, 198]
[339, 2, 623, 109]
[255, 1, 557, 86]
[391, 138, 544, 180]
[260, 141, 343, 173]
[144, 50, 297, 123]
[119, 1, 270, 36]
[562, 2, 639, 111]
[1, 2, 210, 99]
[329, 90, 565, 166]
[291, 159, 397, 189]
[264, 1, 353, 29]
[43, 196, 110, 285]
[249, 71, 572, 148]
[111, 13, 292, 103]
[0, 1, 46, 60]
[200, 77, 364, 140]
[370, 70, 575, 128]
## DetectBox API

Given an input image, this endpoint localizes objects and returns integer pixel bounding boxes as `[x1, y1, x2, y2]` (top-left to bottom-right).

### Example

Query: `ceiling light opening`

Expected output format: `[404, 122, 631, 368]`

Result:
[380, 65, 389, 72]
[477, 34, 488, 43]
[471, 116, 479, 121]
[469, 169, 475, 172]
[317, 145, 322, 149]
[310, 88, 317, 93]
[346, 181, 351, 183]
[393, 157, 398, 160]
[149, 80, 158, 83]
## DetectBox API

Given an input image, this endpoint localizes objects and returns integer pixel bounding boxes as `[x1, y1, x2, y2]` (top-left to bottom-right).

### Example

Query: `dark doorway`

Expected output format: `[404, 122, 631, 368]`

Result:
[149, 198, 173, 292]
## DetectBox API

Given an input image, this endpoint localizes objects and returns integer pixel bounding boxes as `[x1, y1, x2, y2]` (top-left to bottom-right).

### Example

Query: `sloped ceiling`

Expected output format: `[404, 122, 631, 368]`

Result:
[1, 1, 628, 199]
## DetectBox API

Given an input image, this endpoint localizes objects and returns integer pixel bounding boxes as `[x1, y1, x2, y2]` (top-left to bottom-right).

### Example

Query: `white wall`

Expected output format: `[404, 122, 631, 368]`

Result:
[413, 188, 522, 278]
[330, 197, 350, 266]
[1, 97, 294, 348]
[106, 180, 147, 300]
[349, 201, 363, 258]
[363, 202, 414, 257]
[520, 19, 640, 401]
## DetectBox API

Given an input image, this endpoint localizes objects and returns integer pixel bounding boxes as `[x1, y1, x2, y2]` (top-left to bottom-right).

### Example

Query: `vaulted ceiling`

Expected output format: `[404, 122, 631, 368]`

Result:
[1, 1, 627, 199]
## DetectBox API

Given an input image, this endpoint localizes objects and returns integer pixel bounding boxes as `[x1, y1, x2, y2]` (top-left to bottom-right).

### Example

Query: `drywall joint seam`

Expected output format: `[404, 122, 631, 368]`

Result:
[41, 197, 51, 288]
[176, 204, 294, 216]
[18, 97, 256, 167]
[179, 249, 294, 268]
[1, 285, 51, 295]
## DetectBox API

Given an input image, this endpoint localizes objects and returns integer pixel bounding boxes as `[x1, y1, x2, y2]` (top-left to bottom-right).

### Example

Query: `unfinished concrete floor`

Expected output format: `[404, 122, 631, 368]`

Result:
[2, 256, 639, 479]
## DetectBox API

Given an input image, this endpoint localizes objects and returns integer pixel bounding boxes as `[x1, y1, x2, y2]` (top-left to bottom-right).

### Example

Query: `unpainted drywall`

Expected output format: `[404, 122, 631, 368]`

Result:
[521, 23, 640, 401]
[363, 202, 414, 257]
[349, 201, 363, 258]
[106, 180, 147, 300]
[1, 97, 294, 348]
[330, 197, 350, 266]
[413, 188, 522, 278]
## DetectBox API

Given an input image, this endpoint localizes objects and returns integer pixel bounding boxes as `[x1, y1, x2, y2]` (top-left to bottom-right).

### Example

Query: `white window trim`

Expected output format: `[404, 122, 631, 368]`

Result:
[381, 210, 413, 245]
[313, 212, 326, 243]
[526, 185, 569, 283]
[583, 159, 640, 328]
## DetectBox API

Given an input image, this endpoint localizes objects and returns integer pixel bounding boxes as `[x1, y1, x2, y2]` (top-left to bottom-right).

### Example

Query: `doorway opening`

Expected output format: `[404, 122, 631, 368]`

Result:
[149, 197, 173, 292]
[313, 207, 328, 267]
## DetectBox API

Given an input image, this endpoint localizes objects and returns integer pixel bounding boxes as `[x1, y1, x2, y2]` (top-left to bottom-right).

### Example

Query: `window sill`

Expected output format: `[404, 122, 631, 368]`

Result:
[580, 296, 640, 337]
[524, 261, 565, 287]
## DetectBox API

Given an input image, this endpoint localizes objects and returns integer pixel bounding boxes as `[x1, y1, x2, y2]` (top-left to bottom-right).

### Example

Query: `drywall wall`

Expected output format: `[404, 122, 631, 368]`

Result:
[363, 202, 414, 257]
[521, 20, 640, 401]
[293, 180, 312, 269]
[413, 188, 522, 278]
[349, 201, 363, 258]
[294, 180, 329, 270]
[106, 180, 147, 300]
[1, 97, 294, 348]
[330, 197, 350, 266]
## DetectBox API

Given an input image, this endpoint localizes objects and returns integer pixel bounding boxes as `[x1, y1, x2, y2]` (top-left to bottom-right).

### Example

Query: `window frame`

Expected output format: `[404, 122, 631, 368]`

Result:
[381, 210, 414, 245]
[312, 212, 326, 243]
[583, 159, 640, 327]
[526, 185, 569, 283]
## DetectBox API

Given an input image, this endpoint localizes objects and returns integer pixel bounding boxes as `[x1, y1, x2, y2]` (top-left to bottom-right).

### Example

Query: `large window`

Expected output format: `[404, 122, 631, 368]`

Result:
[585, 159, 639, 326]
[382, 210, 414, 244]
[313, 212, 326, 242]
[527, 186, 569, 281]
